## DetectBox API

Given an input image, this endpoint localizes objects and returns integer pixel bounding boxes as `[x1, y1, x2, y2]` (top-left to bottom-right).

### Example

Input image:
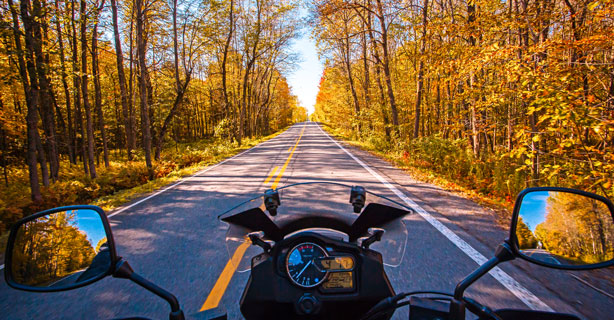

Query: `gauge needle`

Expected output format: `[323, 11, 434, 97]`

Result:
[297, 260, 312, 278]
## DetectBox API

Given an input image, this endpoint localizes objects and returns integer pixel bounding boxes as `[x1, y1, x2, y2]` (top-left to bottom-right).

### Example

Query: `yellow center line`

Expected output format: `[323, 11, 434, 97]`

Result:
[263, 166, 279, 185]
[200, 125, 305, 312]
[271, 126, 305, 190]
[200, 241, 251, 311]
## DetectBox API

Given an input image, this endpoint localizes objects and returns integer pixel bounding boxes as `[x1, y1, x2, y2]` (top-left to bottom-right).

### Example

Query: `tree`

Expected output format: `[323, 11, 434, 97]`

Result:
[135, 0, 153, 179]
[80, 0, 96, 178]
[91, 0, 109, 167]
[154, 0, 197, 159]
[7, 0, 42, 201]
[110, 0, 135, 160]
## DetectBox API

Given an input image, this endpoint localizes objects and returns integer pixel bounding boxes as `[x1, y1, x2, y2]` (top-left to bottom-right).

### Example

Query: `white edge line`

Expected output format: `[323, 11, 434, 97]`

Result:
[0, 127, 294, 270]
[316, 123, 553, 312]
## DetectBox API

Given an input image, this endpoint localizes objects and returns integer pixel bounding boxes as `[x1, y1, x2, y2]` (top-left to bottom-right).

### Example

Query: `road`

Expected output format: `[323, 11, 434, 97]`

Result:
[521, 249, 561, 265]
[1, 122, 612, 319]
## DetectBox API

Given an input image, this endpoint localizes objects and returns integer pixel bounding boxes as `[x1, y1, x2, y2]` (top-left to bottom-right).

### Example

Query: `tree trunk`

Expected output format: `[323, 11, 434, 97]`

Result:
[8, 0, 42, 201]
[221, 0, 234, 126]
[468, 1, 479, 156]
[35, 129, 50, 187]
[128, 0, 136, 153]
[366, 7, 390, 139]
[136, 0, 154, 179]
[374, 0, 399, 132]
[341, 29, 361, 135]
[54, 0, 75, 164]
[414, 0, 429, 139]
[361, 28, 370, 117]
[110, 0, 135, 160]
[31, 0, 59, 181]
[80, 0, 97, 178]
[19, 0, 50, 188]
[239, 0, 262, 146]
[92, 0, 108, 167]
[71, 0, 87, 174]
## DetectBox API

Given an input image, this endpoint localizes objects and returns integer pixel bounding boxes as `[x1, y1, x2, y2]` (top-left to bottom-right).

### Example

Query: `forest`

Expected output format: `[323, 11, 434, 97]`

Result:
[311, 0, 614, 209]
[0, 0, 307, 233]
[1, 0, 613, 236]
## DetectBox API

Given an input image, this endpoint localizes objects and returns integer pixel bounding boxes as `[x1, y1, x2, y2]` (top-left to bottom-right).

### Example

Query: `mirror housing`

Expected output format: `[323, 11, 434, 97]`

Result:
[509, 187, 614, 270]
[4, 205, 186, 320]
[4, 205, 118, 292]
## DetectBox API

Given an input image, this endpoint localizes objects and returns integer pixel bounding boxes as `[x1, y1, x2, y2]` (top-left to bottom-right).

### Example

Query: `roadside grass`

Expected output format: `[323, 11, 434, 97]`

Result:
[320, 124, 513, 227]
[0, 129, 285, 258]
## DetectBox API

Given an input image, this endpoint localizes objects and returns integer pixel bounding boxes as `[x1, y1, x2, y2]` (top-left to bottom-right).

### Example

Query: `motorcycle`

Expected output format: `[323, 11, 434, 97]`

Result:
[4, 181, 614, 319]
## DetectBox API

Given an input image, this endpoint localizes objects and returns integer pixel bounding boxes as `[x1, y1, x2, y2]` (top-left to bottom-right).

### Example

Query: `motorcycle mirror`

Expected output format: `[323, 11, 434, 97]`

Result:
[4, 205, 118, 292]
[509, 187, 614, 270]
[350, 186, 366, 213]
[264, 189, 280, 216]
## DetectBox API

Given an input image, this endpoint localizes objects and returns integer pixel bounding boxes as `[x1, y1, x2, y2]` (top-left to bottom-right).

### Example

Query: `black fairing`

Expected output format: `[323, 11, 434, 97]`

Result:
[220, 203, 410, 242]
[239, 232, 395, 320]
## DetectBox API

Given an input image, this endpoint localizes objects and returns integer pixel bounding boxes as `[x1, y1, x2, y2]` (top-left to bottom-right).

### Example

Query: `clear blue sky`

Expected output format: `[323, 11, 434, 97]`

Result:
[73, 209, 107, 249]
[287, 28, 323, 115]
[518, 191, 550, 232]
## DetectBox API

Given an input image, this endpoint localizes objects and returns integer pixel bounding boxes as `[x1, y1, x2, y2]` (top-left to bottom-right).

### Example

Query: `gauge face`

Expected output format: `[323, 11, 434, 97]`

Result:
[286, 242, 328, 288]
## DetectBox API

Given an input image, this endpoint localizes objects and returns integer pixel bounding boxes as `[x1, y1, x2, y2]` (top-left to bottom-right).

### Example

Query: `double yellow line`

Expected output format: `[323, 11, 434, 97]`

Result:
[270, 128, 304, 190]
[200, 126, 305, 312]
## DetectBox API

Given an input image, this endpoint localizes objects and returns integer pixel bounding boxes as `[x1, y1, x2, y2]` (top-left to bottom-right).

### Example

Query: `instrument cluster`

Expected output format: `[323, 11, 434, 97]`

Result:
[283, 241, 356, 292]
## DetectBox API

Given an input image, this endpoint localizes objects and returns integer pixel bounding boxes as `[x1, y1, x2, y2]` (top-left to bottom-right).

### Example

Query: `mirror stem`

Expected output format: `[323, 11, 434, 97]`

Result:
[454, 242, 514, 300]
[450, 242, 514, 320]
[113, 260, 185, 320]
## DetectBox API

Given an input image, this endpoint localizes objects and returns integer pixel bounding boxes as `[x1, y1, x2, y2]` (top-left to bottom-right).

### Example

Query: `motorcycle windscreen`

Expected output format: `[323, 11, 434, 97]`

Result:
[363, 217, 407, 267]
[220, 182, 410, 272]
[221, 196, 268, 273]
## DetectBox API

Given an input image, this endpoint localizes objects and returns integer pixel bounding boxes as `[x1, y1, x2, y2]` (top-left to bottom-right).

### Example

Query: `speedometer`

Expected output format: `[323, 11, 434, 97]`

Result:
[286, 242, 328, 288]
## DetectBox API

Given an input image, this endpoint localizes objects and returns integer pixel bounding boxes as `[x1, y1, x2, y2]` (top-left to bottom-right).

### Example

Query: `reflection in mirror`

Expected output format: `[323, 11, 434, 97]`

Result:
[10, 209, 111, 288]
[516, 191, 614, 266]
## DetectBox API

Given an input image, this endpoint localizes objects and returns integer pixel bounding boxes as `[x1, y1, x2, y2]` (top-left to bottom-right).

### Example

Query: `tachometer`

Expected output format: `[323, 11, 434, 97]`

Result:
[286, 242, 328, 288]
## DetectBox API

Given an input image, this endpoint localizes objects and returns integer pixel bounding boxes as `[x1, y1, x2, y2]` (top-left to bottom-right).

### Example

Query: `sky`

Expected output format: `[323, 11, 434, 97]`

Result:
[518, 191, 550, 232]
[287, 31, 324, 115]
[73, 209, 108, 249]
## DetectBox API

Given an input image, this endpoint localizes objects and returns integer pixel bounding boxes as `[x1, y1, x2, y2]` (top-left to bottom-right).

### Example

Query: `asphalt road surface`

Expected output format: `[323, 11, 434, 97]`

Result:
[521, 249, 562, 265]
[1, 122, 612, 319]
